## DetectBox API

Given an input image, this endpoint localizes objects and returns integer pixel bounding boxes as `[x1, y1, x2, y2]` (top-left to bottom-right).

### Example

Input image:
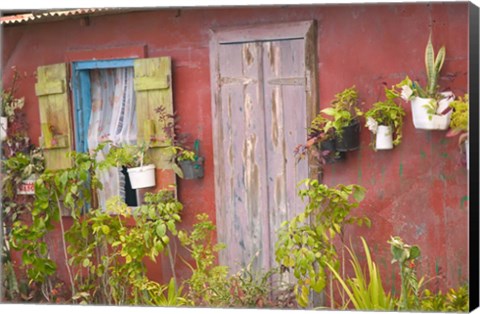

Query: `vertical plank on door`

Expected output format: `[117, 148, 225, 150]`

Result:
[216, 43, 244, 269]
[276, 39, 308, 219]
[263, 40, 287, 271]
[216, 42, 270, 273]
[240, 42, 270, 272]
[263, 39, 309, 284]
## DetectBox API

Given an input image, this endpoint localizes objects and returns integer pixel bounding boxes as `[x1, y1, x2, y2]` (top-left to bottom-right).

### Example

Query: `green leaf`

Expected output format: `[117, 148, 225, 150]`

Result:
[161, 235, 170, 245]
[144, 230, 151, 242]
[156, 223, 166, 237]
[166, 220, 176, 233]
[59, 171, 69, 188]
[409, 246, 421, 259]
[112, 241, 122, 247]
[101, 225, 110, 235]
[155, 241, 164, 253]
[172, 163, 184, 178]
[321, 107, 336, 116]
[391, 246, 404, 262]
[300, 285, 310, 307]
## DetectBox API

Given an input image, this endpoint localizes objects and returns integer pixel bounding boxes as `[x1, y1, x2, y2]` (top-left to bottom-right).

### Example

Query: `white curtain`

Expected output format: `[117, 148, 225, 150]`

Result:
[88, 67, 137, 209]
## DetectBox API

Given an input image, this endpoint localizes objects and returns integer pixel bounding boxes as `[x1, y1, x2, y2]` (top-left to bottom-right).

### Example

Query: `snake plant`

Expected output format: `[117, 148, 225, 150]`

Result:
[425, 33, 446, 98]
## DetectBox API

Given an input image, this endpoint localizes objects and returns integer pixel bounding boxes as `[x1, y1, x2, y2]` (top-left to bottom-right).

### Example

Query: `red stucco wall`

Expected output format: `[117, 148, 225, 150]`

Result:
[2, 2, 469, 295]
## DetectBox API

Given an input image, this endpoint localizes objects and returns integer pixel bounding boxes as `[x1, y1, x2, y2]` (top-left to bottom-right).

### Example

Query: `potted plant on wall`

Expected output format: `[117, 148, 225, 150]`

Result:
[3, 147, 45, 197]
[295, 114, 344, 165]
[1, 79, 25, 141]
[153, 105, 205, 180]
[446, 94, 468, 169]
[393, 34, 454, 130]
[105, 143, 156, 189]
[0, 69, 25, 141]
[321, 86, 363, 152]
[177, 140, 205, 180]
[364, 88, 406, 151]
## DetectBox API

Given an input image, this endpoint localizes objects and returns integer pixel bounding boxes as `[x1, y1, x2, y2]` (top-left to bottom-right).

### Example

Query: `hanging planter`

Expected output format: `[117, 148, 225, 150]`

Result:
[17, 174, 37, 195]
[395, 34, 453, 131]
[1, 116, 7, 141]
[179, 157, 205, 179]
[335, 118, 361, 152]
[321, 86, 363, 153]
[375, 125, 393, 150]
[410, 92, 454, 130]
[127, 164, 156, 189]
[319, 138, 344, 163]
[177, 140, 205, 180]
[364, 94, 405, 151]
[105, 143, 156, 189]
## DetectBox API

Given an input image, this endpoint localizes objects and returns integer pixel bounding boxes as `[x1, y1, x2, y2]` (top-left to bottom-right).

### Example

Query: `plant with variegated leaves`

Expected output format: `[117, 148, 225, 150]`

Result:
[390, 34, 446, 102]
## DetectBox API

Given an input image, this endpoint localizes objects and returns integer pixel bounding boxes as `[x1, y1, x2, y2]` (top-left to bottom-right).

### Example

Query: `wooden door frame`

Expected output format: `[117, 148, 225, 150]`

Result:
[209, 19, 319, 267]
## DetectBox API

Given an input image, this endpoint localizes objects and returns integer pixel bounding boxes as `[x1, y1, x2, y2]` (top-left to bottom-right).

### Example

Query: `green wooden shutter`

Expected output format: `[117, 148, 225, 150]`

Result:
[35, 63, 73, 170]
[133, 57, 177, 187]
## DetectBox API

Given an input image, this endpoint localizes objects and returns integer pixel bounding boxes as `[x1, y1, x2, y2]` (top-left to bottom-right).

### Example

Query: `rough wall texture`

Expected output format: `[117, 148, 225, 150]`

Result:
[2, 2, 469, 294]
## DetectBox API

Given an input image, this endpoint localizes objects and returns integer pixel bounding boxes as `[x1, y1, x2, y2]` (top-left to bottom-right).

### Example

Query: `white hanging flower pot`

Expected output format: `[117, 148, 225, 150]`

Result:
[375, 125, 393, 150]
[410, 92, 454, 130]
[1, 116, 7, 141]
[127, 164, 156, 189]
[17, 175, 37, 195]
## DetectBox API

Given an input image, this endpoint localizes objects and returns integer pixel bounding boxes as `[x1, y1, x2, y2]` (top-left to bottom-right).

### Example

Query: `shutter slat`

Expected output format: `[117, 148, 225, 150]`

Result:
[134, 76, 169, 91]
[35, 79, 65, 96]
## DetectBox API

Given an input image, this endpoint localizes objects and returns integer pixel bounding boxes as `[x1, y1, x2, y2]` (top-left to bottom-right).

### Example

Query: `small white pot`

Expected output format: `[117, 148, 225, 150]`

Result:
[1, 116, 7, 141]
[410, 93, 453, 130]
[375, 125, 393, 150]
[17, 175, 37, 195]
[127, 164, 156, 189]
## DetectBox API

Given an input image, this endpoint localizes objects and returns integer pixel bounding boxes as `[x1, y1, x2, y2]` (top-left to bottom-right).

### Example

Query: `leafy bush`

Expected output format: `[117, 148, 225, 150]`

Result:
[420, 285, 469, 312]
[65, 191, 183, 305]
[275, 179, 370, 308]
[178, 213, 229, 306]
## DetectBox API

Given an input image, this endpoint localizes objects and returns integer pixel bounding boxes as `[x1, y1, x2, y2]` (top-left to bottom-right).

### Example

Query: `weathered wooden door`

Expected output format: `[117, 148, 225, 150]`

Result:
[209, 21, 318, 274]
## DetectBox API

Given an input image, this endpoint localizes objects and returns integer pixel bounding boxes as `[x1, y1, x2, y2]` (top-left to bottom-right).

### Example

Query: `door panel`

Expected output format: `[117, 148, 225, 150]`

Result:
[217, 42, 271, 271]
[263, 39, 309, 276]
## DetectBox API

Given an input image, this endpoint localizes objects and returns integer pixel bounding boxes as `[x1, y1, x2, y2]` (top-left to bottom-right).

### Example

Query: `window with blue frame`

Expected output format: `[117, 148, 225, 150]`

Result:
[71, 59, 139, 207]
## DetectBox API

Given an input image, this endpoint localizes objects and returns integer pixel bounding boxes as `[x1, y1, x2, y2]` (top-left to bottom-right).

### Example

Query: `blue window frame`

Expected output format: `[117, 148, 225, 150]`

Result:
[71, 58, 135, 152]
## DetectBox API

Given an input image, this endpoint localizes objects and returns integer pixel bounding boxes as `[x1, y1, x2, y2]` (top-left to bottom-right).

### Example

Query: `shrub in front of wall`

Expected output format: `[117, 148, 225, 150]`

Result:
[275, 179, 370, 308]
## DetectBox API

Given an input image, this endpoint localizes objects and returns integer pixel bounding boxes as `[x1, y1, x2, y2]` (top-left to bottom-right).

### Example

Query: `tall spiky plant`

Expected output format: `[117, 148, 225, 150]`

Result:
[424, 33, 446, 98]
